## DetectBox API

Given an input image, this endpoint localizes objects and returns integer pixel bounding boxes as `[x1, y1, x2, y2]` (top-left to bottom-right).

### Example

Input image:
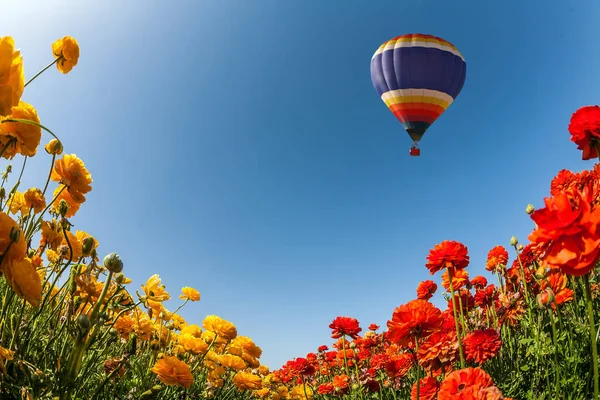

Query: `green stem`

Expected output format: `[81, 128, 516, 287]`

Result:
[548, 310, 560, 397]
[584, 274, 599, 400]
[24, 58, 61, 87]
[42, 153, 56, 196]
[414, 336, 420, 400]
[1, 118, 60, 141]
[449, 270, 465, 367]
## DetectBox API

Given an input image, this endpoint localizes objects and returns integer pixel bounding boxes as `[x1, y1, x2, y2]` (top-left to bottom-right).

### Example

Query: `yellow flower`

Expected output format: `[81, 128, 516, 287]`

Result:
[4, 257, 42, 306]
[231, 335, 262, 359]
[179, 286, 200, 302]
[177, 333, 209, 355]
[45, 249, 59, 264]
[0, 345, 15, 375]
[52, 185, 81, 218]
[202, 315, 237, 341]
[258, 365, 270, 375]
[150, 355, 193, 389]
[218, 354, 246, 370]
[60, 230, 82, 260]
[170, 313, 186, 330]
[40, 220, 63, 250]
[0, 37, 24, 117]
[44, 138, 63, 155]
[141, 274, 170, 302]
[52, 36, 80, 74]
[0, 102, 42, 156]
[23, 188, 46, 213]
[8, 191, 27, 214]
[290, 384, 313, 399]
[232, 371, 262, 391]
[180, 324, 202, 338]
[0, 212, 27, 268]
[50, 154, 92, 202]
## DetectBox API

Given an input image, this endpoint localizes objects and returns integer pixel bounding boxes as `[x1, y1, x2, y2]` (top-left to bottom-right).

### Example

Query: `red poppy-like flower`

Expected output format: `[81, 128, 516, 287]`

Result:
[442, 268, 469, 292]
[462, 329, 502, 364]
[417, 280, 438, 300]
[370, 353, 390, 370]
[486, 245, 508, 272]
[542, 270, 574, 309]
[471, 276, 487, 289]
[387, 299, 443, 345]
[317, 345, 328, 352]
[474, 284, 498, 308]
[568, 105, 600, 160]
[426, 240, 470, 275]
[329, 316, 362, 339]
[317, 383, 334, 394]
[550, 169, 588, 196]
[368, 323, 380, 331]
[411, 376, 440, 400]
[529, 184, 600, 276]
[438, 367, 501, 400]
[447, 290, 475, 314]
[418, 331, 459, 377]
[385, 353, 414, 379]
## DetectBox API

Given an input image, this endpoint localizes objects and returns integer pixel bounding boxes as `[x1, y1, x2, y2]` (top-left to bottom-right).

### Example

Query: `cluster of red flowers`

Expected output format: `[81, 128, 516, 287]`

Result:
[267, 105, 600, 399]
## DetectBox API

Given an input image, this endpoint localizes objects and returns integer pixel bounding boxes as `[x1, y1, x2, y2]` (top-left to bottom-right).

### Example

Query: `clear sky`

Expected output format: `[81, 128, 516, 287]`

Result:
[1, 0, 599, 369]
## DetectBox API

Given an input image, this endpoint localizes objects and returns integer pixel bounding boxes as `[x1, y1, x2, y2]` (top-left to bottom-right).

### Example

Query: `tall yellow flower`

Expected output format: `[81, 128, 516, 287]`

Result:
[0, 212, 26, 268]
[3, 257, 42, 306]
[177, 333, 209, 355]
[202, 315, 237, 341]
[150, 355, 193, 389]
[142, 274, 170, 302]
[232, 371, 262, 391]
[52, 36, 80, 74]
[179, 286, 200, 302]
[218, 354, 246, 370]
[23, 187, 46, 213]
[52, 185, 81, 218]
[0, 102, 42, 156]
[50, 154, 92, 202]
[0, 37, 24, 117]
[7, 191, 27, 214]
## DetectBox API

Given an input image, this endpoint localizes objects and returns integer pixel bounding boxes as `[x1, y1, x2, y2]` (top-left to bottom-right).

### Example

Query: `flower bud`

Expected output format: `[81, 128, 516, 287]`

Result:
[349, 342, 356, 349]
[510, 236, 518, 246]
[535, 264, 546, 279]
[6, 165, 11, 173]
[0, 187, 5, 199]
[115, 273, 125, 285]
[77, 314, 90, 332]
[517, 244, 524, 251]
[44, 138, 63, 155]
[526, 204, 535, 214]
[58, 199, 69, 217]
[103, 252, 123, 273]
[536, 289, 555, 309]
[82, 236, 95, 256]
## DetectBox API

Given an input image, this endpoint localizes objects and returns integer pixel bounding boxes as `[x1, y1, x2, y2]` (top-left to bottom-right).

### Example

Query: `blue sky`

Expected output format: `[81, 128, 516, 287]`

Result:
[2, 0, 599, 369]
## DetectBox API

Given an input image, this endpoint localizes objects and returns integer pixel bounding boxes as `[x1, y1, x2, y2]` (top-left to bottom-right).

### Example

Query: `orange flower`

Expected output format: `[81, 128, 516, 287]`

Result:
[462, 329, 502, 364]
[142, 274, 171, 302]
[179, 286, 200, 301]
[0, 37, 25, 117]
[438, 367, 501, 400]
[568, 105, 600, 160]
[52, 36, 80, 74]
[485, 245, 509, 272]
[442, 268, 469, 292]
[3, 257, 42, 306]
[384, 353, 414, 379]
[53, 185, 81, 218]
[0, 212, 27, 268]
[232, 371, 262, 391]
[529, 183, 600, 276]
[329, 316, 362, 339]
[417, 331, 459, 377]
[150, 355, 193, 389]
[426, 240, 470, 275]
[23, 188, 46, 213]
[416, 280, 437, 300]
[543, 270, 574, 308]
[411, 376, 440, 400]
[50, 154, 92, 202]
[471, 275, 487, 289]
[0, 102, 42, 157]
[203, 315, 237, 340]
[386, 299, 442, 345]
[332, 374, 350, 391]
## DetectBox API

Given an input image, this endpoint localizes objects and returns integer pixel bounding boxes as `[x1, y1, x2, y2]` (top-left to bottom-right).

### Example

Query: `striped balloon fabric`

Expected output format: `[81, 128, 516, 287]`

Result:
[370, 34, 466, 146]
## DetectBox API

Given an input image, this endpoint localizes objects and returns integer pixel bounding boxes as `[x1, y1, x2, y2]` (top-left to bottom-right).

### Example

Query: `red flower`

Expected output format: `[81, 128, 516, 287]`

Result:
[385, 353, 414, 379]
[368, 323, 380, 331]
[529, 183, 600, 276]
[411, 376, 440, 400]
[426, 240, 470, 275]
[317, 383, 334, 394]
[387, 299, 443, 345]
[568, 105, 600, 160]
[332, 374, 350, 391]
[463, 329, 502, 364]
[438, 367, 502, 400]
[416, 280, 438, 300]
[329, 316, 362, 339]
[474, 284, 498, 308]
[317, 345, 328, 352]
[442, 268, 469, 292]
[471, 276, 487, 289]
[486, 245, 508, 272]
[418, 331, 459, 377]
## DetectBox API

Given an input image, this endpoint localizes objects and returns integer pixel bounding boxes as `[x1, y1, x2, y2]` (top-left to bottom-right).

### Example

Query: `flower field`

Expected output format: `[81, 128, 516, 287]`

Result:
[1, 34, 600, 399]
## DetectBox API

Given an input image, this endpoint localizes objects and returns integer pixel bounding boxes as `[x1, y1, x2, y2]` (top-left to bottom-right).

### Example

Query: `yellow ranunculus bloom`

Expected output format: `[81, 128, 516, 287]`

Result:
[0, 37, 24, 117]
[52, 36, 80, 74]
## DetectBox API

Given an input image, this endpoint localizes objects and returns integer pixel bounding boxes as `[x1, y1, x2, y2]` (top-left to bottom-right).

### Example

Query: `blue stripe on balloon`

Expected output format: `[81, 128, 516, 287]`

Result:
[370, 46, 466, 99]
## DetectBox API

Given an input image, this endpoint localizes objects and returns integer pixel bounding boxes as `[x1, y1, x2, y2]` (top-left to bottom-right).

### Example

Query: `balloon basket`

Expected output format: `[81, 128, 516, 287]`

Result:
[409, 145, 420, 157]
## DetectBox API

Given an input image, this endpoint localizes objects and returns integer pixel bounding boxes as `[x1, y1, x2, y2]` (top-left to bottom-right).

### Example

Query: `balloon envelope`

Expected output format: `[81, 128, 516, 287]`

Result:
[370, 34, 466, 143]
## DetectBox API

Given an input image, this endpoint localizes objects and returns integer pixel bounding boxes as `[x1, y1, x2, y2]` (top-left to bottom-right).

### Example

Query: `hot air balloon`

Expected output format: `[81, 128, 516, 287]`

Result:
[370, 34, 466, 156]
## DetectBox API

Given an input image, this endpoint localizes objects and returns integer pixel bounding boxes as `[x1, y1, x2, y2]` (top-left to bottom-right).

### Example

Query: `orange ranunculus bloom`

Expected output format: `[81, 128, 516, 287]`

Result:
[203, 315, 237, 340]
[418, 331, 459, 377]
[384, 353, 414, 379]
[471, 275, 487, 289]
[180, 286, 200, 301]
[0, 37, 24, 117]
[53, 185, 81, 218]
[23, 188, 46, 214]
[462, 329, 502, 364]
[386, 299, 442, 345]
[3, 257, 42, 306]
[0, 102, 42, 157]
[50, 154, 92, 203]
[142, 274, 171, 302]
[232, 371, 262, 391]
[52, 36, 80, 74]
[529, 184, 600, 276]
[416, 280, 437, 300]
[0, 212, 26, 268]
[442, 268, 469, 292]
[332, 374, 350, 391]
[426, 240, 470, 275]
[485, 245, 509, 272]
[542, 270, 574, 309]
[150, 355, 193, 389]
[568, 105, 600, 160]
[329, 316, 362, 339]
[411, 376, 440, 400]
[438, 367, 501, 400]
